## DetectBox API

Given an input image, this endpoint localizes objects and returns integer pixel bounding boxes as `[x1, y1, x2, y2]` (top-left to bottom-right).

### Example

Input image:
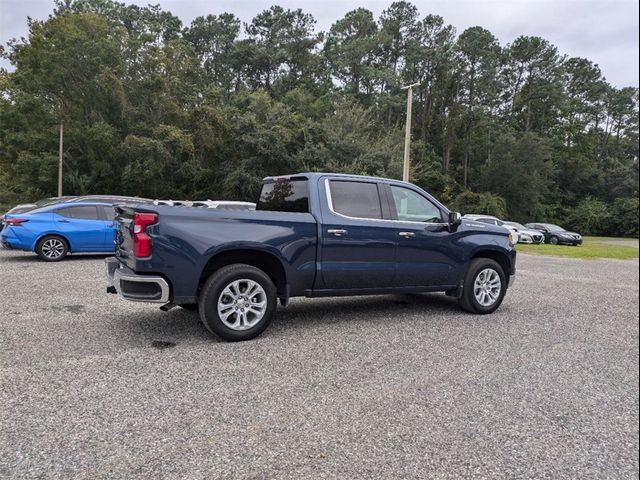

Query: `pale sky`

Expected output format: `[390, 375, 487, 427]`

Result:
[1, 0, 638, 87]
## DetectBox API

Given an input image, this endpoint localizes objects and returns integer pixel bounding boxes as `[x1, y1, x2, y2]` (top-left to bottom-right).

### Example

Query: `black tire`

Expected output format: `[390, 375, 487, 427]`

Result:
[36, 235, 69, 261]
[178, 304, 199, 311]
[459, 258, 507, 314]
[198, 264, 277, 341]
[549, 236, 559, 245]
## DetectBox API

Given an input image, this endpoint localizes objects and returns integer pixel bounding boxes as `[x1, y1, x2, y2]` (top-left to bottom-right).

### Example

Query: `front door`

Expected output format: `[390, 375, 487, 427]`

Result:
[387, 184, 459, 288]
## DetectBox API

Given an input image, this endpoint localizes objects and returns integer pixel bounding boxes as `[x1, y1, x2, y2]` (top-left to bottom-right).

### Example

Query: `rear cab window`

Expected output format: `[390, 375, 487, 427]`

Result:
[257, 177, 309, 213]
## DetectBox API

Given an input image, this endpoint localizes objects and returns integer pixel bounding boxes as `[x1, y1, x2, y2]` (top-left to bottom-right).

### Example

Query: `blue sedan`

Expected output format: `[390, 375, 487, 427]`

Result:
[1, 202, 119, 261]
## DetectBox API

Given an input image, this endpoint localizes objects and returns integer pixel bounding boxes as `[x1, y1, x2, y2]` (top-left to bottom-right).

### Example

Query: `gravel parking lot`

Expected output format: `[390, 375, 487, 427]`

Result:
[1, 250, 638, 479]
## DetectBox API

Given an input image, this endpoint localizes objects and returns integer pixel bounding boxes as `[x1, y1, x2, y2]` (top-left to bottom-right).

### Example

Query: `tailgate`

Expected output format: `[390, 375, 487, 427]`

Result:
[114, 206, 136, 268]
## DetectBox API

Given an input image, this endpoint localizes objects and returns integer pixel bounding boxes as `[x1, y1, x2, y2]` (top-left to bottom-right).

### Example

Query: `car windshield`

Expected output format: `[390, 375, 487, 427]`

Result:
[24, 205, 63, 215]
[505, 221, 525, 229]
[7, 205, 35, 214]
[34, 196, 73, 207]
[544, 224, 566, 232]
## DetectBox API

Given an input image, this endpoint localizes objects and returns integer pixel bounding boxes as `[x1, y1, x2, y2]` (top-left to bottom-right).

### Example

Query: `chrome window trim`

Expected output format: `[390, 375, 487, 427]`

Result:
[324, 178, 448, 226]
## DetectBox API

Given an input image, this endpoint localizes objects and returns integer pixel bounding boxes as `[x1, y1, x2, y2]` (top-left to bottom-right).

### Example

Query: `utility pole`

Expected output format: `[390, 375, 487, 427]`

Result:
[401, 82, 420, 182]
[58, 122, 63, 197]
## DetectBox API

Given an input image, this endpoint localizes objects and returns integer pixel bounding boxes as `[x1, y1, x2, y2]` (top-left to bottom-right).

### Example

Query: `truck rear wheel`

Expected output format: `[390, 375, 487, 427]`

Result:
[459, 258, 506, 314]
[198, 264, 277, 341]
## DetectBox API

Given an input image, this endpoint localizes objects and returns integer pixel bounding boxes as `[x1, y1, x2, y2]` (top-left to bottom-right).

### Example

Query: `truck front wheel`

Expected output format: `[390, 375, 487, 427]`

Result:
[459, 258, 506, 314]
[198, 264, 277, 341]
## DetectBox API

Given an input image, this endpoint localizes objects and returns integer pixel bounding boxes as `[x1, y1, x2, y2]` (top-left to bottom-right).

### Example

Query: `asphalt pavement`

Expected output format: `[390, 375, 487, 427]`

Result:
[1, 250, 638, 479]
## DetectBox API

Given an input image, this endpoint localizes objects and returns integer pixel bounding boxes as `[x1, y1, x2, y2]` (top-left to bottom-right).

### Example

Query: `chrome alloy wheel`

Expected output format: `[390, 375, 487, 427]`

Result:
[473, 268, 502, 307]
[41, 238, 65, 259]
[217, 279, 267, 330]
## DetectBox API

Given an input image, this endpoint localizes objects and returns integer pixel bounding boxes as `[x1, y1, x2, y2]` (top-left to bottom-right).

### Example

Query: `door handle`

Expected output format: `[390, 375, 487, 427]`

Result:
[328, 229, 347, 237]
[57, 219, 70, 223]
[399, 231, 416, 238]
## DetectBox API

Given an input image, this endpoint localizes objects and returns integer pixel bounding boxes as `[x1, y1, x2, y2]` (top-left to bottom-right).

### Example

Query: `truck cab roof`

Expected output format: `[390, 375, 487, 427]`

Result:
[263, 172, 413, 186]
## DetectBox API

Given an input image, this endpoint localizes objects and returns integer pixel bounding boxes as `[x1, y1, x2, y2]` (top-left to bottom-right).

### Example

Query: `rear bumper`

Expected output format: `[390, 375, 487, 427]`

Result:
[105, 257, 170, 303]
[1, 229, 30, 251]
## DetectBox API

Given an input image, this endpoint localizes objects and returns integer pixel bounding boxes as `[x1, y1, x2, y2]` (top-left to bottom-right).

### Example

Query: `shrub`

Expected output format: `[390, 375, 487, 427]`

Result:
[566, 197, 609, 235]
[609, 197, 639, 238]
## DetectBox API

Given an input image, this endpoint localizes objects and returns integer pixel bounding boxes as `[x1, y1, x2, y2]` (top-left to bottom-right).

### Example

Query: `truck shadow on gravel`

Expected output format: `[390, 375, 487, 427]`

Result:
[117, 293, 467, 344]
[275, 293, 461, 326]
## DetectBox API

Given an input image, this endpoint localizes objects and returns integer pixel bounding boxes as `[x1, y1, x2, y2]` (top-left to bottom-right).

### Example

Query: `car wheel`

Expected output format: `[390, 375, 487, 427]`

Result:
[549, 236, 559, 245]
[459, 258, 506, 314]
[36, 235, 69, 261]
[198, 264, 277, 341]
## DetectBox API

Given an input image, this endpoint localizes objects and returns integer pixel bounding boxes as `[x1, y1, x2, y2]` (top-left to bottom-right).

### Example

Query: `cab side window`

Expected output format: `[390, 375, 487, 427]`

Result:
[390, 186, 442, 223]
[329, 181, 383, 219]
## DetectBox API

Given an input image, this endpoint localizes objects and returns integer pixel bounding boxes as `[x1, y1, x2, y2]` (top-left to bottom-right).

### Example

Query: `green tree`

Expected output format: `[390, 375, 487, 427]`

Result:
[455, 27, 501, 188]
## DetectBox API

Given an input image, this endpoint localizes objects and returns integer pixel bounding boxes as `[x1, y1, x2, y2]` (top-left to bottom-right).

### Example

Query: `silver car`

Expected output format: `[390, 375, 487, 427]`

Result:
[503, 221, 545, 244]
[463, 215, 520, 244]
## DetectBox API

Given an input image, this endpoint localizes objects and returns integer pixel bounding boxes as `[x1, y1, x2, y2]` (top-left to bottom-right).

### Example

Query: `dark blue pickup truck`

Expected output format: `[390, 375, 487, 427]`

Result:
[106, 173, 516, 341]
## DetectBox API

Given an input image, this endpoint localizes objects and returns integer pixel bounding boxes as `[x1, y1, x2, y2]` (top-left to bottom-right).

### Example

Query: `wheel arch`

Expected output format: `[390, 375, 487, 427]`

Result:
[198, 248, 288, 300]
[469, 249, 512, 279]
[34, 232, 72, 253]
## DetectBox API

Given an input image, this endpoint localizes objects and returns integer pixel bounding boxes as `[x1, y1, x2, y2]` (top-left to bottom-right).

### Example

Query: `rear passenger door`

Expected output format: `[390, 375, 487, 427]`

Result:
[319, 179, 398, 290]
[53, 206, 106, 251]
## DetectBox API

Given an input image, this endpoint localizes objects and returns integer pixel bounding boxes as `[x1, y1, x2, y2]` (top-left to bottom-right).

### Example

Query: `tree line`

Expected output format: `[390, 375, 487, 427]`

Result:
[0, 0, 638, 236]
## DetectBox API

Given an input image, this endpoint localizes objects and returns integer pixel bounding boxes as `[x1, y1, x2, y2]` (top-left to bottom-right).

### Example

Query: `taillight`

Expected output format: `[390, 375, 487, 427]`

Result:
[5, 218, 29, 226]
[133, 212, 158, 257]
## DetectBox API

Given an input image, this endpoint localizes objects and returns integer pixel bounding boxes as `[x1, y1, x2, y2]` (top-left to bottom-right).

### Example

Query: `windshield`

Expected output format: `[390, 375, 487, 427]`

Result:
[34, 196, 73, 207]
[506, 221, 525, 229]
[544, 224, 566, 232]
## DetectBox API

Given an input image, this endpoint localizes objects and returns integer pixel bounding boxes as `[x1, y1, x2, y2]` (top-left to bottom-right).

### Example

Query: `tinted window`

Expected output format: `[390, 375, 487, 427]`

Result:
[390, 186, 442, 223]
[330, 181, 382, 219]
[56, 206, 100, 220]
[55, 208, 74, 218]
[8, 206, 34, 214]
[98, 205, 116, 220]
[257, 179, 309, 213]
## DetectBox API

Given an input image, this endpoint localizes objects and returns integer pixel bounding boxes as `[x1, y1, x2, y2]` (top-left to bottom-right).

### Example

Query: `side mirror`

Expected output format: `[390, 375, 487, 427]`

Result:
[448, 212, 462, 232]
